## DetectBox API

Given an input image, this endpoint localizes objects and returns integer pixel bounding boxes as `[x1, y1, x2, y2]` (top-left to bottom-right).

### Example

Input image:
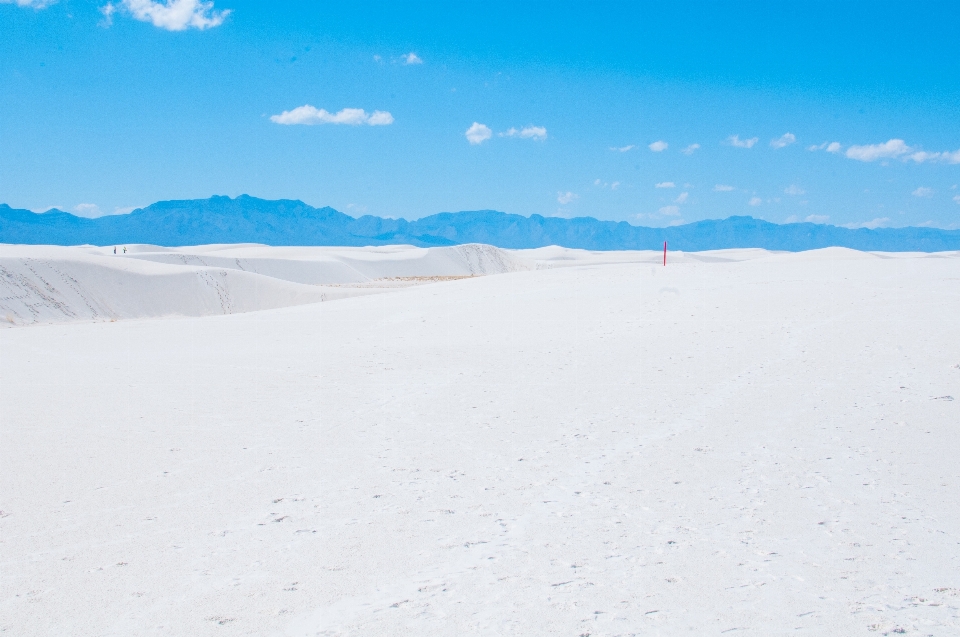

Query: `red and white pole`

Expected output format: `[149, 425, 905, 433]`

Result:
[663, 241, 667, 266]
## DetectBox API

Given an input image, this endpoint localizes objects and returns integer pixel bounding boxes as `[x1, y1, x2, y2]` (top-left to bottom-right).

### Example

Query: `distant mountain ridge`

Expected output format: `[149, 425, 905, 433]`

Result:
[2, 195, 959, 252]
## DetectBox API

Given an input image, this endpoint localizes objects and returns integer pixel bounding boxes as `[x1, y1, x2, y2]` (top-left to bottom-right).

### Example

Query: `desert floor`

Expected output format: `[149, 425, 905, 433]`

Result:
[2, 245, 959, 636]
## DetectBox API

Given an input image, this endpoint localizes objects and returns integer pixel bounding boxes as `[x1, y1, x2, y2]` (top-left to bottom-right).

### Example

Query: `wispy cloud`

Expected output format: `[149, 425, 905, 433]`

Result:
[557, 191, 578, 205]
[593, 179, 620, 190]
[500, 126, 547, 141]
[912, 187, 933, 198]
[655, 182, 675, 189]
[681, 143, 700, 155]
[728, 135, 758, 149]
[675, 192, 688, 204]
[648, 140, 668, 152]
[784, 184, 805, 195]
[270, 106, 394, 126]
[465, 122, 492, 145]
[907, 149, 960, 164]
[954, 195, 960, 205]
[101, 0, 230, 31]
[770, 133, 796, 149]
[805, 214, 829, 224]
[610, 145, 635, 152]
[748, 196, 762, 206]
[3, 0, 57, 7]
[713, 184, 735, 192]
[659, 205, 680, 216]
[827, 142, 842, 153]
[402, 52, 423, 65]
[843, 217, 891, 229]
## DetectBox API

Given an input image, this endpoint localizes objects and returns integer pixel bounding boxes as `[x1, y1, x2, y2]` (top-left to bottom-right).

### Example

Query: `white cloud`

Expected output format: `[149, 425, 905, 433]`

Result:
[728, 135, 758, 148]
[805, 214, 829, 224]
[675, 192, 688, 204]
[713, 184, 735, 192]
[648, 140, 668, 152]
[557, 191, 578, 205]
[594, 179, 620, 190]
[465, 122, 492, 145]
[827, 142, 842, 153]
[907, 148, 960, 164]
[784, 184, 805, 196]
[770, 133, 796, 149]
[270, 106, 394, 126]
[402, 52, 423, 65]
[500, 126, 547, 141]
[845, 139, 911, 162]
[2, 0, 57, 7]
[843, 217, 891, 229]
[73, 203, 102, 217]
[655, 181, 675, 189]
[912, 186, 934, 198]
[104, 0, 231, 31]
[610, 145, 635, 152]
[953, 195, 960, 205]
[681, 143, 700, 155]
[748, 196, 762, 206]
[659, 205, 680, 216]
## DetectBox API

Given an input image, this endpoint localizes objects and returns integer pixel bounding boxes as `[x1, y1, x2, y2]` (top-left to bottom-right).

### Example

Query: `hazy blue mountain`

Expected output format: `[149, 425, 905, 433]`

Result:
[3, 195, 959, 252]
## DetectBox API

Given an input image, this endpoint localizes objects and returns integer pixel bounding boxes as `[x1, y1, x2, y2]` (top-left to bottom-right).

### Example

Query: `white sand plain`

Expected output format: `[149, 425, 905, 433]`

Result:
[1, 244, 959, 636]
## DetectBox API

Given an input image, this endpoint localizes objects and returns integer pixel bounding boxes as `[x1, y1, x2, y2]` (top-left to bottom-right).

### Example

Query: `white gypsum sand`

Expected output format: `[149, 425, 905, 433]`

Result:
[1, 245, 959, 636]
[0, 243, 531, 326]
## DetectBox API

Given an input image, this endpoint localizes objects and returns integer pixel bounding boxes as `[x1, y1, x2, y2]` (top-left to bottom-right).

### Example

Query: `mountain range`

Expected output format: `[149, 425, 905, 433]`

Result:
[2, 195, 959, 252]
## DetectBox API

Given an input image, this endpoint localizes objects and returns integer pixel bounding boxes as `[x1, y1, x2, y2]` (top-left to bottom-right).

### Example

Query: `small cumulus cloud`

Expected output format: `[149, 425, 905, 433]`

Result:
[101, 0, 231, 31]
[843, 217, 891, 229]
[912, 187, 934, 198]
[655, 182, 675, 189]
[675, 192, 688, 204]
[557, 191, 578, 205]
[840, 138, 960, 164]
[784, 184, 805, 196]
[748, 196, 762, 206]
[465, 122, 492, 145]
[805, 214, 829, 224]
[770, 133, 796, 149]
[728, 135, 758, 148]
[659, 205, 680, 216]
[648, 140, 668, 152]
[953, 195, 960, 205]
[681, 143, 700, 155]
[500, 126, 547, 141]
[827, 142, 842, 153]
[402, 52, 423, 65]
[846, 139, 911, 162]
[271, 106, 393, 126]
[610, 145, 635, 152]
[713, 184, 735, 192]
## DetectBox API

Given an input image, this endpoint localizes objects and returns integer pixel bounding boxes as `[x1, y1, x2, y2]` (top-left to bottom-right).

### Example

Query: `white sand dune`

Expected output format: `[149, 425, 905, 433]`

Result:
[0, 243, 531, 326]
[1, 246, 959, 636]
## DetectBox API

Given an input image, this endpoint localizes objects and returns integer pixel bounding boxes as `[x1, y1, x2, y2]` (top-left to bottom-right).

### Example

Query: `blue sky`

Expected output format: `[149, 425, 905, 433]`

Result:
[2, 1, 959, 228]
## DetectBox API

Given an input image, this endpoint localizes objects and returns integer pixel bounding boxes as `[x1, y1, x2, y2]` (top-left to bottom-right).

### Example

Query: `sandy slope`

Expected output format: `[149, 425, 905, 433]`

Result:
[1, 247, 959, 636]
[0, 243, 530, 326]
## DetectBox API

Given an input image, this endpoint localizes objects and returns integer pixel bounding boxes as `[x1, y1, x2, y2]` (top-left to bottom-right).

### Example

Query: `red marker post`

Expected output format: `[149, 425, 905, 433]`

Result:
[663, 241, 667, 266]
